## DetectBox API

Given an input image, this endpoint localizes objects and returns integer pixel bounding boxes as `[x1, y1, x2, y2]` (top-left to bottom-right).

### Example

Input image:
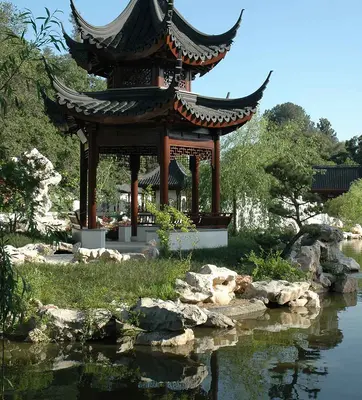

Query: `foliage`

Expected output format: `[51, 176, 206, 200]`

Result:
[265, 159, 325, 228]
[264, 102, 314, 132]
[0, 157, 40, 233]
[145, 191, 195, 255]
[188, 233, 260, 273]
[0, 3, 106, 205]
[1, 233, 42, 248]
[0, 229, 28, 330]
[326, 179, 362, 228]
[344, 135, 362, 165]
[96, 157, 129, 214]
[247, 250, 306, 282]
[0, 4, 65, 115]
[254, 226, 296, 251]
[18, 258, 191, 309]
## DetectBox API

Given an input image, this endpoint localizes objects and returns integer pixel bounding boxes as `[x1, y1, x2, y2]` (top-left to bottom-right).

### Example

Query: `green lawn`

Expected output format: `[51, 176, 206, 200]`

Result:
[13, 233, 259, 310]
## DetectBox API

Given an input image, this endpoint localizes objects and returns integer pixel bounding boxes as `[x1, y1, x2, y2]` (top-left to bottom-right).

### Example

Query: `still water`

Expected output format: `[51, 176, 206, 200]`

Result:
[3, 241, 362, 400]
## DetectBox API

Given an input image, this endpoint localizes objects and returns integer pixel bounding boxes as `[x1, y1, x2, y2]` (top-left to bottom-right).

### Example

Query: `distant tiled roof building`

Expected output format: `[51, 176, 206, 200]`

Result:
[139, 160, 188, 191]
[312, 166, 362, 197]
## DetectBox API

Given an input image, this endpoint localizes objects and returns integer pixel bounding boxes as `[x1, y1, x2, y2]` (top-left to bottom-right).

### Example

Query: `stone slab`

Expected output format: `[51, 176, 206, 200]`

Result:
[202, 299, 266, 318]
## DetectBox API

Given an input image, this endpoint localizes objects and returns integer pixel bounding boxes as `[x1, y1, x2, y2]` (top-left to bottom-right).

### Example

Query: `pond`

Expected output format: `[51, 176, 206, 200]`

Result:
[3, 241, 362, 399]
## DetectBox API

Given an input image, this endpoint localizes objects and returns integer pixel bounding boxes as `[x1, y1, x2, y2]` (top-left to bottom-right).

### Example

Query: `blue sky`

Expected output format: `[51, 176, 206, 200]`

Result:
[12, 0, 362, 141]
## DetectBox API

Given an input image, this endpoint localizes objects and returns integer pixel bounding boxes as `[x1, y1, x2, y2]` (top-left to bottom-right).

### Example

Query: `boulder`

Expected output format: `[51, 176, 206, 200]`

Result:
[182, 265, 238, 306]
[289, 298, 308, 308]
[132, 298, 207, 332]
[351, 224, 362, 235]
[322, 246, 360, 273]
[299, 290, 321, 308]
[175, 279, 211, 304]
[26, 328, 50, 343]
[311, 224, 344, 244]
[178, 303, 208, 326]
[333, 276, 358, 293]
[185, 272, 213, 296]
[121, 253, 146, 262]
[244, 280, 310, 305]
[292, 243, 321, 275]
[73, 248, 125, 263]
[43, 308, 113, 341]
[142, 240, 160, 259]
[234, 275, 253, 295]
[5, 245, 45, 264]
[202, 310, 235, 329]
[135, 329, 195, 347]
[55, 242, 73, 254]
[99, 249, 123, 263]
[199, 264, 238, 285]
[318, 273, 332, 288]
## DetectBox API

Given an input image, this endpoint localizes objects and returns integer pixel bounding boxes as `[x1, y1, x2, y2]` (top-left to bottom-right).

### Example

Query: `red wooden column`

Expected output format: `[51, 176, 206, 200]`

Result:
[79, 142, 88, 228]
[130, 154, 140, 238]
[212, 135, 221, 214]
[189, 156, 200, 215]
[160, 130, 170, 206]
[88, 127, 98, 229]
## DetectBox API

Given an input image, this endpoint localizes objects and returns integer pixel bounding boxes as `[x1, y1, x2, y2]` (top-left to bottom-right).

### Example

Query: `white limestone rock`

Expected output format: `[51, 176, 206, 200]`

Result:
[175, 279, 212, 304]
[244, 280, 310, 305]
[43, 308, 113, 341]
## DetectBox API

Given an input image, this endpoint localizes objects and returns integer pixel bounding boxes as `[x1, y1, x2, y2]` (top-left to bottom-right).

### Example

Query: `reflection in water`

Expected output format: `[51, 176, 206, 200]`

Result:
[3, 245, 362, 399]
[3, 291, 359, 400]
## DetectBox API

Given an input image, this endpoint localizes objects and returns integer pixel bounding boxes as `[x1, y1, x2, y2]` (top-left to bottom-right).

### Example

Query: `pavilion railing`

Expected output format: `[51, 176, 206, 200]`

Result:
[138, 212, 232, 229]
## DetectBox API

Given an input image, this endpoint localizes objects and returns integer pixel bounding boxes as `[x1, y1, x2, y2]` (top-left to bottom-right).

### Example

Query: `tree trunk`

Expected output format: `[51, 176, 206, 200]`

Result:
[232, 191, 237, 236]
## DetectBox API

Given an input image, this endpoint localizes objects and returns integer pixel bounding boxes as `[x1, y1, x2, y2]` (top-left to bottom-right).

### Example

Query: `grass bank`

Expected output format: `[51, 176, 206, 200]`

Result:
[13, 233, 261, 310]
[18, 258, 190, 309]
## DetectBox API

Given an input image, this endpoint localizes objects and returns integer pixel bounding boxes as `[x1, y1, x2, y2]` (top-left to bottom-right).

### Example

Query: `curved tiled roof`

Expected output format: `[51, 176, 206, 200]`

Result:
[312, 166, 362, 192]
[51, 75, 175, 122]
[174, 71, 272, 127]
[139, 159, 189, 190]
[45, 71, 271, 129]
[67, 0, 242, 72]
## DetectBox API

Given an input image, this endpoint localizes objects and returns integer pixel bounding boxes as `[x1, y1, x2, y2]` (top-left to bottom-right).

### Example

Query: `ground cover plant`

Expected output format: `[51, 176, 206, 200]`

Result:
[18, 258, 191, 309]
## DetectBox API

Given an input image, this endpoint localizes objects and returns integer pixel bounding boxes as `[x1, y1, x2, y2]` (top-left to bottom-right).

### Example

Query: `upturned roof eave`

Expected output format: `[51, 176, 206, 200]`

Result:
[68, 0, 243, 65]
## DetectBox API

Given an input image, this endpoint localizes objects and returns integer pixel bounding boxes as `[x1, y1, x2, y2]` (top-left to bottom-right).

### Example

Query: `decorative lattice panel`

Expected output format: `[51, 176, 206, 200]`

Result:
[100, 146, 158, 156]
[170, 146, 212, 161]
[113, 68, 152, 88]
[163, 69, 188, 90]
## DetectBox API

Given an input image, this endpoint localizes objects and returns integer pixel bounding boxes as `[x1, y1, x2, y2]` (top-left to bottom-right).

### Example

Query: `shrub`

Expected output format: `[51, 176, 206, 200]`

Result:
[254, 227, 296, 251]
[247, 250, 306, 282]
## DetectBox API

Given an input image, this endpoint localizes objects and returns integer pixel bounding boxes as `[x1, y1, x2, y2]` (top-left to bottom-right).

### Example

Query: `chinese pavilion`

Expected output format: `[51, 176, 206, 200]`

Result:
[45, 0, 271, 244]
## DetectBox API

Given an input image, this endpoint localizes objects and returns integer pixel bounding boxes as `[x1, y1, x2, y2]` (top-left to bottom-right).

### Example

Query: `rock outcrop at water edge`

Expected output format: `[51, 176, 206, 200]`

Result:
[175, 264, 238, 305]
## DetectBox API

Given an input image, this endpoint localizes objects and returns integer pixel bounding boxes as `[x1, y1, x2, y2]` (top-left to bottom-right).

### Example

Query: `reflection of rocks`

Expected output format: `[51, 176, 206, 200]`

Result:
[135, 329, 195, 347]
[134, 350, 208, 391]
[240, 308, 320, 333]
[194, 328, 239, 353]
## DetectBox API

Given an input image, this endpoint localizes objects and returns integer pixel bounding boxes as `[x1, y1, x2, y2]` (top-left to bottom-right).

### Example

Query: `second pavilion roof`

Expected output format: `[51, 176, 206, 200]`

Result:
[46, 71, 272, 130]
